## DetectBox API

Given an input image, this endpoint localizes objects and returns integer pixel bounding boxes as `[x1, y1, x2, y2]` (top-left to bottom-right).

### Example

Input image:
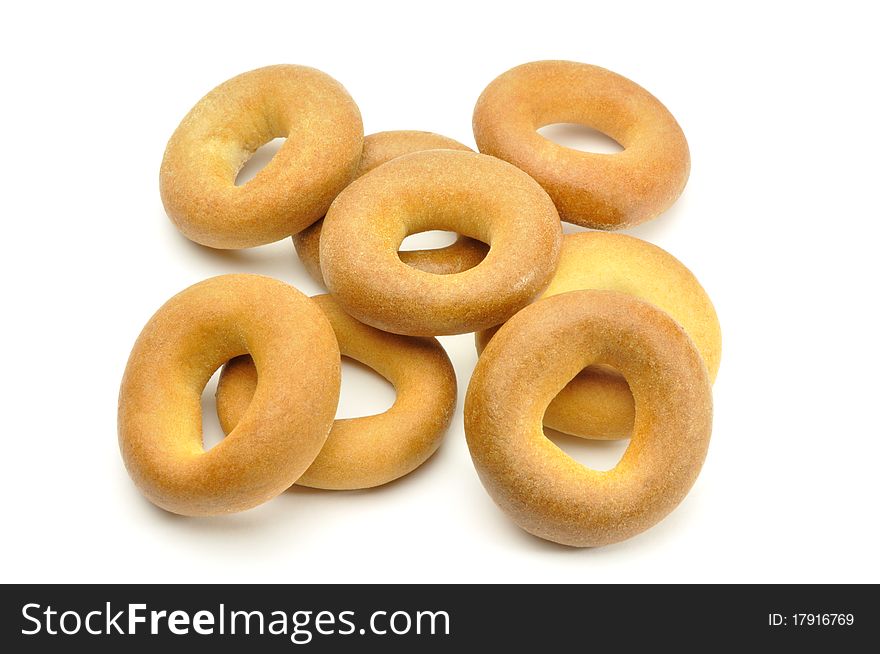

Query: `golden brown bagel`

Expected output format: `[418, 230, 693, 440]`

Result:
[476, 232, 721, 439]
[160, 64, 363, 249]
[294, 130, 488, 284]
[117, 274, 340, 516]
[320, 150, 562, 336]
[473, 61, 689, 229]
[215, 294, 457, 490]
[465, 290, 713, 547]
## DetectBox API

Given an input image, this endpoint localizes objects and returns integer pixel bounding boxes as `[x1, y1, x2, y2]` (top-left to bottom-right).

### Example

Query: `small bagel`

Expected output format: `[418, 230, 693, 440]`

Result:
[477, 232, 721, 439]
[320, 150, 562, 336]
[294, 130, 489, 284]
[160, 64, 363, 249]
[465, 290, 713, 547]
[215, 294, 456, 490]
[473, 61, 690, 229]
[117, 274, 340, 516]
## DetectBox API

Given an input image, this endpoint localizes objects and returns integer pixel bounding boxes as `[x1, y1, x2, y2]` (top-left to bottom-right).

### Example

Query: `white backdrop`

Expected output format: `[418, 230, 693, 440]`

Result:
[2, 1, 878, 583]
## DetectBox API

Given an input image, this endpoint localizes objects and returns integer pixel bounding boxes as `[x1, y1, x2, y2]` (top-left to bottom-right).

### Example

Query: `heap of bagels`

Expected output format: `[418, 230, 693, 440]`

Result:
[120, 61, 720, 548]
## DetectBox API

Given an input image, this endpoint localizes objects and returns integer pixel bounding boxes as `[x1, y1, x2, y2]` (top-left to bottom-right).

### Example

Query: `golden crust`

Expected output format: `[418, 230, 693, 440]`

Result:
[465, 290, 713, 547]
[294, 131, 489, 285]
[320, 150, 562, 336]
[473, 61, 690, 229]
[160, 64, 363, 249]
[356, 130, 472, 176]
[477, 232, 721, 439]
[215, 294, 457, 490]
[117, 275, 340, 516]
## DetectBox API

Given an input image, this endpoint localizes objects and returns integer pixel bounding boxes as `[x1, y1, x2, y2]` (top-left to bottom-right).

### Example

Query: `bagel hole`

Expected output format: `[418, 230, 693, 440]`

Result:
[200, 367, 226, 451]
[336, 357, 396, 419]
[544, 429, 630, 472]
[235, 137, 286, 186]
[398, 230, 458, 252]
[541, 363, 631, 471]
[538, 123, 623, 154]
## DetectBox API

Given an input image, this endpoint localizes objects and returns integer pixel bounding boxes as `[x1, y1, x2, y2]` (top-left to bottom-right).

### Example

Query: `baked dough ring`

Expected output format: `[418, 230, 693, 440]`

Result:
[473, 60, 690, 229]
[465, 290, 713, 547]
[118, 274, 340, 516]
[320, 150, 562, 335]
[160, 64, 363, 249]
[476, 232, 721, 439]
[294, 131, 489, 284]
[215, 294, 456, 490]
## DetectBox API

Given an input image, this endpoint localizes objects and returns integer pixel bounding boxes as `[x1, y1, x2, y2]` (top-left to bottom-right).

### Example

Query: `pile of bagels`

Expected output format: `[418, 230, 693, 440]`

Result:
[119, 61, 720, 548]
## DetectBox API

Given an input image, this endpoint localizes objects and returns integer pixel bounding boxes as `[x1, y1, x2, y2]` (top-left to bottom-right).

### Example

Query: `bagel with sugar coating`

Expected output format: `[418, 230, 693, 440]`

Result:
[294, 130, 489, 284]
[215, 294, 457, 490]
[118, 274, 340, 516]
[160, 64, 363, 249]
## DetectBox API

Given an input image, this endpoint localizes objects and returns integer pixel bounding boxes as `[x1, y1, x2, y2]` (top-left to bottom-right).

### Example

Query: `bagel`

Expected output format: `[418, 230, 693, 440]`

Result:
[477, 232, 720, 439]
[160, 64, 363, 249]
[117, 274, 340, 516]
[215, 294, 456, 490]
[465, 290, 713, 547]
[294, 130, 489, 284]
[320, 150, 562, 336]
[473, 60, 689, 229]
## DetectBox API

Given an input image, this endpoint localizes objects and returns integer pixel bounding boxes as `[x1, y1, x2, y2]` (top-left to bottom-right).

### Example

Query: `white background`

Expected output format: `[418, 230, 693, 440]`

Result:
[2, 1, 878, 584]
